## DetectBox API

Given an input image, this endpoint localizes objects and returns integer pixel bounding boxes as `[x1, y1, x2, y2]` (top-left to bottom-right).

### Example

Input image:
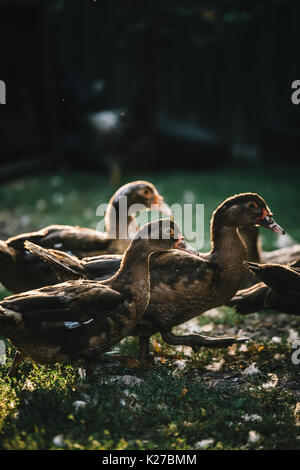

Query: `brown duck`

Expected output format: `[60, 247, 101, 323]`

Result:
[228, 259, 300, 316]
[0, 219, 196, 378]
[26, 193, 284, 360]
[239, 226, 300, 265]
[238, 226, 300, 287]
[0, 181, 171, 293]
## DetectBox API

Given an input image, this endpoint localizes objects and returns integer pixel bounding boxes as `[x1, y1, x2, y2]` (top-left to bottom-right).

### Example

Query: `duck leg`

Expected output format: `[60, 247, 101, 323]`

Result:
[139, 336, 151, 361]
[161, 331, 248, 353]
[7, 351, 24, 377]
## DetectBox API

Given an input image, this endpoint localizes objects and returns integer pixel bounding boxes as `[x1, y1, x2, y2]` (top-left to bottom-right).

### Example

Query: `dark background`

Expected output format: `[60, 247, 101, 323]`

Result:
[0, 0, 299, 178]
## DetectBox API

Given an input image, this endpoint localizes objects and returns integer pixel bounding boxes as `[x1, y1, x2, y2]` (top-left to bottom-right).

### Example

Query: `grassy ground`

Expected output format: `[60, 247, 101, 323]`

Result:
[0, 162, 300, 450]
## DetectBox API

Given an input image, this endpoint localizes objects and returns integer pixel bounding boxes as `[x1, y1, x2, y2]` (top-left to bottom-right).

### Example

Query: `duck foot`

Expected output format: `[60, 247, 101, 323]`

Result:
[6, 352, 24, 378]
[161, 331, 249, 353]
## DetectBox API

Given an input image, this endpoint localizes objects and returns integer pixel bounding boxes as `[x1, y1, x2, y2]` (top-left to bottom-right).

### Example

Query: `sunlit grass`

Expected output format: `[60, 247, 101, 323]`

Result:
[0, 163, 300, 449]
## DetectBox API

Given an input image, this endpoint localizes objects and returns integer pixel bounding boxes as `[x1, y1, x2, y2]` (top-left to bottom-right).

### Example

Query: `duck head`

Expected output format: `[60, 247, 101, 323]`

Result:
[134, 219, 199, 255]
[112, 181, 172, 217]
[214, 193, 285, 235]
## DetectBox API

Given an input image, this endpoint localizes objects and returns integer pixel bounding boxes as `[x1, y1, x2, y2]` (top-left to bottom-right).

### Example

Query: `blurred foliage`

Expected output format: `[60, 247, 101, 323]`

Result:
[111, 0, 287, 46]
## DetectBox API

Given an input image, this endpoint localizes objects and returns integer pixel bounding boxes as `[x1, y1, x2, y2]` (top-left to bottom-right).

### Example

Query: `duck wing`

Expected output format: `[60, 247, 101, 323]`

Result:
[24, 241, 87, 281]
[228, 280, 300, 316]
[82, 255, 122, 280]
[7, 225, 110, 258]
[228, 282, 272, 314]
[247, 261, 300, 294]
[0, 280, 124, 326]
[25, 241, 122, 281]
[149, 250, 215, 288]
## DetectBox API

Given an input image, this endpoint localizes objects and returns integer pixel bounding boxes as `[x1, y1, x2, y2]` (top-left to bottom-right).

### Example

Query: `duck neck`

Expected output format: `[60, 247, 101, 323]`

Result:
[105, 198, 137, 240]
[238, 226, 262, 263]
[210, 212, 248, 287]
[107, 239, 152, 300]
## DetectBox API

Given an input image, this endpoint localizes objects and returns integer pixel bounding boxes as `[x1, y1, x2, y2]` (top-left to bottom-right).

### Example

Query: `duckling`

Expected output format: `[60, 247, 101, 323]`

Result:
[228, 260, 300, 316]
[0, 181, 171, 293]
[0, 219, 197, 378]
[25, 193, 284, 360]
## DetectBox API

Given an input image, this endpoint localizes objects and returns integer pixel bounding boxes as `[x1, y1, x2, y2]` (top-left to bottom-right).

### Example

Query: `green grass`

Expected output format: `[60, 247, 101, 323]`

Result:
[0, 162, 300, 450]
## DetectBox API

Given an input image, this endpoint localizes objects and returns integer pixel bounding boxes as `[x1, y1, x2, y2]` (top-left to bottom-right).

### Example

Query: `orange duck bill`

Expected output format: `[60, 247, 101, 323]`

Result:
[257, 209, 285, 235]
[173, 235, 199, 255]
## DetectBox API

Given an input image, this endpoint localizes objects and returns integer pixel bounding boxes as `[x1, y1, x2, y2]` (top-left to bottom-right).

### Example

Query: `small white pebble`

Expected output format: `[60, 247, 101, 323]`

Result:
[288, 329, 299, 344]
[22, 379, 35, 392]
[104, 375, 144, 386]
[262, 373, 278, 390]
[243, 414, 263, 422]
[271, 336, 282, 344]
[73, 400, 87, 411]
[174, 360, 186, 370]
[78, 367, 86, 380]
[203, 308, 223, 319]
[194, 438, 214, 449]
[53, 435, 65, 447]
[205, 359, 224, 371]
[200, 323, 214, 332]
[248, 430, 261, 444]
[242, 363, 261, 376]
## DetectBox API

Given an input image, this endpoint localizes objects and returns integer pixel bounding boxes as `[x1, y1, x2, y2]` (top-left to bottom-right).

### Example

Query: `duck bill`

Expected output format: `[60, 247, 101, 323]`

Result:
[258, 216, 285, 235]
[173, 237, 199, 255]
[152, 195, 173, 218]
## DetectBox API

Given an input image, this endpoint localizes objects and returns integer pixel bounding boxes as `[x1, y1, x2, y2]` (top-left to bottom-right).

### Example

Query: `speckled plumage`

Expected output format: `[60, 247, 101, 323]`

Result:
[228, 259, 300, 316]
[28, 193, 284, 357]
[239, 226, 300, 266]
[0, 181, 170, 293]
[0, 219, 189, 376]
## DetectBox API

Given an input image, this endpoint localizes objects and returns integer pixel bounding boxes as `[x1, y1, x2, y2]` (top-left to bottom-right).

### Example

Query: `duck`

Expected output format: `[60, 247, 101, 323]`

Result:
[239, 226, 300, 265]
[228, 259, 300, 316]
[0, 219, 197, 378]
[238, 226, 300, 287]
[0, 181, 171, 293]
[24, 193, 284, 360]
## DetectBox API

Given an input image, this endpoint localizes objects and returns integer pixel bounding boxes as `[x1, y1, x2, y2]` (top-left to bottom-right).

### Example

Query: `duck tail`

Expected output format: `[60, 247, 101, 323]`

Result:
[24, 241, 85, 282]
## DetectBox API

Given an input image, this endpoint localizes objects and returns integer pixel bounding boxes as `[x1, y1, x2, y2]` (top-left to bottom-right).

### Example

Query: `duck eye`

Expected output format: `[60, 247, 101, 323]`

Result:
[248, 202, 258, 209]
[164, 228, 174, 236]
[144, 189, 150, 195]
